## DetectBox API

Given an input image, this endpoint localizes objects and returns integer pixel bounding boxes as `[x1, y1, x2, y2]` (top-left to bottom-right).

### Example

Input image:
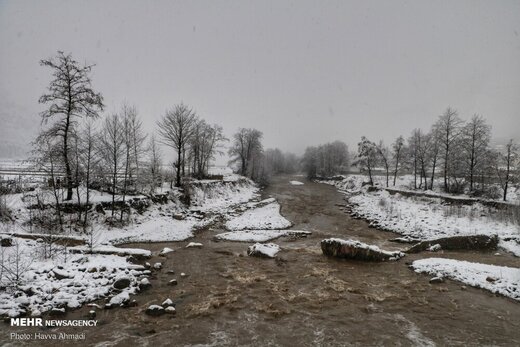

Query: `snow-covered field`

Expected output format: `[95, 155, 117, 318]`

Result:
[412, 258, 520, 301]
[322, 175, 520, 256]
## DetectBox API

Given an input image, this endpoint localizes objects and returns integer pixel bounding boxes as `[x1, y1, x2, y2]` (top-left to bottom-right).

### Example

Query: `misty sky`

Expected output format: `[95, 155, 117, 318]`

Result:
[1, 0, 519, 159]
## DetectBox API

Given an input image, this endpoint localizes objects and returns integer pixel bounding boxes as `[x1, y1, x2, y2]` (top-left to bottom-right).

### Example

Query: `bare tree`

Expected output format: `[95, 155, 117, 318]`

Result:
[434, 107, 464, 192]
[301, 142, 348, 178]
[157, 104, 197, 187]
[416, 131, 432, 190]
[120, 106, 133, 221]
[264, 148, 285, 174]
[32, 132, 64, 232]
[71, 129, 83, 223]
[128, 109, 148, 191]
[188, 120, 227, 178]
[355, 136, 377, 185]
[148, 135, 163, 194]
[302, 146, 319, 178]
[80, 120, 97, 229]
[228, 128, 263, 178]
[407, 129, 421, 189]
[376, 140, 390, 187]
[391, 136, 405, 186]
[97, 114, 125, 217]
[427, 126, 441, 190]
[495, 140, 518, 201]
[38, 51, 104, 200]
[0, 239, 33, 288]
[461, 114, 491, 192]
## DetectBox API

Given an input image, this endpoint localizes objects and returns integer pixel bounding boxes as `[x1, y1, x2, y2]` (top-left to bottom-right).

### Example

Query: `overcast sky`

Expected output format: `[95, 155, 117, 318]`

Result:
[1, 0, 519, 159]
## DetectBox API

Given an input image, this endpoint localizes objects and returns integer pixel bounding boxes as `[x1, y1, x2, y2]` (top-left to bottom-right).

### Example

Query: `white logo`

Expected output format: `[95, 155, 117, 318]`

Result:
[10, 318, 43, 327]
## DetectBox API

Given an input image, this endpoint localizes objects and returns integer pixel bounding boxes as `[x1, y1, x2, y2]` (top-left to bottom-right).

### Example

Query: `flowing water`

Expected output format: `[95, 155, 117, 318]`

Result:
[3, 175, 520, 346]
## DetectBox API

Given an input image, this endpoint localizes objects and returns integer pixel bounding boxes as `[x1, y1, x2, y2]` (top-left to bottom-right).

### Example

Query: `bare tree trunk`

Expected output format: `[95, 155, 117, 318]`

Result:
[63, 114, 73, 200]
[393, 152, 400, 186]
[430, 156, 437, 190]
[176, 150, 182, 187]
[111, 161, 117, 217]
[503, 146, 511, 202]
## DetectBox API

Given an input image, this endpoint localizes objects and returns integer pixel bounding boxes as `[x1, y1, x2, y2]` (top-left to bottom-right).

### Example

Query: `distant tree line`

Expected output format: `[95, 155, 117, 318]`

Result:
[355, 107, 518, 201]
[227, 128, 298, 185]
[301, 141, 350, 178]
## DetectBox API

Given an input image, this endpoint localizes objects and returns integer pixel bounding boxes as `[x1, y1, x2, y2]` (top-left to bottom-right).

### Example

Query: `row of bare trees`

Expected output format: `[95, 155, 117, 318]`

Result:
[356, 107, 518, 201]
[32, 51, 234, 235]
[156, 104, 227, 185]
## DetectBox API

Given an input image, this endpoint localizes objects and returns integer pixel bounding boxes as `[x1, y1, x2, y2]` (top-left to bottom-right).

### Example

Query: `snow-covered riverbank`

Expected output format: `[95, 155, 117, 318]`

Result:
[0, 174, 262, 318]
[320, 175, 520, 256]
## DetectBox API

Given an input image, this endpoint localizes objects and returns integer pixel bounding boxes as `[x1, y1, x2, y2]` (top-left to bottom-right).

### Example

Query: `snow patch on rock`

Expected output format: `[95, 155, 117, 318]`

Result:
[247, 243, 280, 258]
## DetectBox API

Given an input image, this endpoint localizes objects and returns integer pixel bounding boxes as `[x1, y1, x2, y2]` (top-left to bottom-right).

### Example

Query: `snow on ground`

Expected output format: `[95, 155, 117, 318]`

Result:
[189, 178, 259, 214]
[215, 229, 310, 242]
[247, 243, 280, 258]
[412, 258, 520, 301]
[499, 237, 520, 257]
[289, 180, 304, 186]
[0, 237, 146, 318]
[68, 245, 152, 257]
[102, 217, 197, 244]
[216, 230, 286, 242]
[321, 175, 520, 256]
[327, 174, 520, 203]
[225, 202, 292, 231]
[350, 189, 518, 240]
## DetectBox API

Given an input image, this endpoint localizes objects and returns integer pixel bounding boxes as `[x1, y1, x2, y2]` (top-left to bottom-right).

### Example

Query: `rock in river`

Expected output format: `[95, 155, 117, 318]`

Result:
[321, 238, 405, 262]
[113, 277, 132, 290]
[145, 305, 165, 316]
[406, 235, 498, 253]
[247, 243, 280, 258]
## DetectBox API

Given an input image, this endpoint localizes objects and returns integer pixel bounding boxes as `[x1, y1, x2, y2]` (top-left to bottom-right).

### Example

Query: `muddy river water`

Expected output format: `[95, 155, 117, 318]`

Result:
[2, 175, 520, 346]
